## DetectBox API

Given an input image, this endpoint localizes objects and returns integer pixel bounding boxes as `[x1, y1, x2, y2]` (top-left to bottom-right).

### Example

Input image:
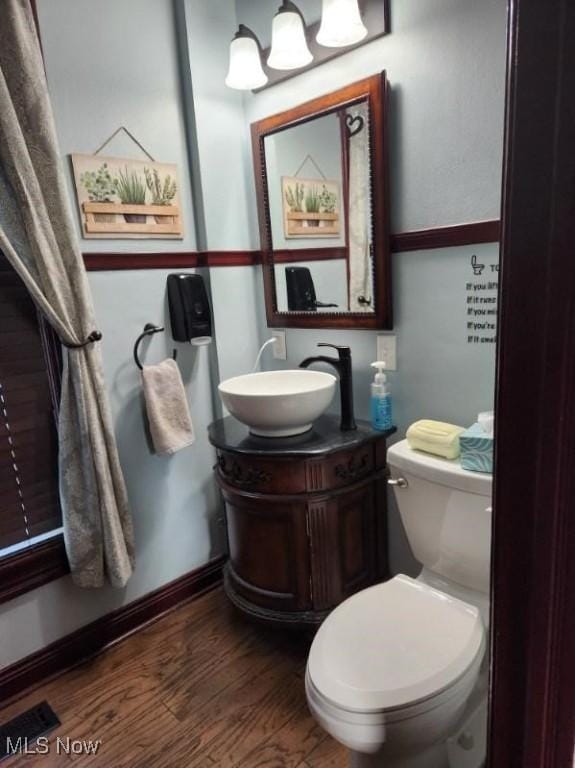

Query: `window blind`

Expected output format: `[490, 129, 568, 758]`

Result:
[0, 254, 61, 553]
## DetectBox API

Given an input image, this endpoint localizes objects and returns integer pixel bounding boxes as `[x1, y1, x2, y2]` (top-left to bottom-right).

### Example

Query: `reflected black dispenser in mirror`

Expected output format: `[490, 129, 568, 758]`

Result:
[167, 274, 212, 346]
[286, 267, 338, 311]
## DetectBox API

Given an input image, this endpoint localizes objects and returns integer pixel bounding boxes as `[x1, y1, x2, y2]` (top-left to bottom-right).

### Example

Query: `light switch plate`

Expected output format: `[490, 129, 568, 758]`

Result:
[376, 334, 397, 371]
[272, 330, 287, 360]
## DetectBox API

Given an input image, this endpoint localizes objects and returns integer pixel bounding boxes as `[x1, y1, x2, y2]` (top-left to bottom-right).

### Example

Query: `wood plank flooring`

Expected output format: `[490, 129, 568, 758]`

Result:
[0, 587, 346, 767]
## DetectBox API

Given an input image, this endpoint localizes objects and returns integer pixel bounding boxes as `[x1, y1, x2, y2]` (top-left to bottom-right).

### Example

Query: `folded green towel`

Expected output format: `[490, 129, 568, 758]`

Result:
[406, 419, 465, 460]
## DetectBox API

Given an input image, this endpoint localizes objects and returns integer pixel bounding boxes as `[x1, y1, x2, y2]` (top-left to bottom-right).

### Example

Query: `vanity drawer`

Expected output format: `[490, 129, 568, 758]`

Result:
[305, 445, 376, 492]
[216, 451, 307, 494]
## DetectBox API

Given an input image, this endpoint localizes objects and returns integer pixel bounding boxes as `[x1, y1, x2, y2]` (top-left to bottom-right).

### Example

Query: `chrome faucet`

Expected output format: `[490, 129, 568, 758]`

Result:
[299, 343, 357, 431]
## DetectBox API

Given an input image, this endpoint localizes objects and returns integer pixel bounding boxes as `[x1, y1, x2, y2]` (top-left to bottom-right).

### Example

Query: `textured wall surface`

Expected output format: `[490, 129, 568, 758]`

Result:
[0, 0, 224, 669]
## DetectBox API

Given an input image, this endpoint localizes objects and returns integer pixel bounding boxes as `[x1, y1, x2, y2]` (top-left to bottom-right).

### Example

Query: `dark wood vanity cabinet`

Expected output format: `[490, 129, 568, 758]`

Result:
[209, 416, 395, 628]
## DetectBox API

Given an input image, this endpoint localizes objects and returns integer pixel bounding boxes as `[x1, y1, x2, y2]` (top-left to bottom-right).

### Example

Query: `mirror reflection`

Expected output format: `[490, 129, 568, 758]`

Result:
[264, 100, 374, 313]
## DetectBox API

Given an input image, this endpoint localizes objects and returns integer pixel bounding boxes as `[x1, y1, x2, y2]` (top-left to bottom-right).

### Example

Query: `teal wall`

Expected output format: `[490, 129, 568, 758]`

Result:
[0, 0, 506, 667]
[231, 0, 506, 571]
[0, 0, 225, 670]
[241, 0, 506, 432]
[242, 0, 507, 234]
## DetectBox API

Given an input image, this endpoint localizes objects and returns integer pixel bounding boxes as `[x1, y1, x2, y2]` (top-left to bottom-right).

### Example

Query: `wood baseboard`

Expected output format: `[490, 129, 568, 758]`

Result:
[0, 555, 226, 703]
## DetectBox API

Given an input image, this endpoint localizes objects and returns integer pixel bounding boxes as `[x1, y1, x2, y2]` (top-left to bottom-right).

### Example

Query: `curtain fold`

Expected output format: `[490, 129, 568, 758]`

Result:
[0, 0, 134, 587]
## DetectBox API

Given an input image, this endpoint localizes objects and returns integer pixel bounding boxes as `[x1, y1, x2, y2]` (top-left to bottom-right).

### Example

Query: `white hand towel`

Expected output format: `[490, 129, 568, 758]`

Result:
[142, 358, 195, 455]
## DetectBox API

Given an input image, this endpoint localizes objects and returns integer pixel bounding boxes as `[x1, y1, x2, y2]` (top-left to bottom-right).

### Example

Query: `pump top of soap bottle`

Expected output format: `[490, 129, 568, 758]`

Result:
[371, 361, 387, 394]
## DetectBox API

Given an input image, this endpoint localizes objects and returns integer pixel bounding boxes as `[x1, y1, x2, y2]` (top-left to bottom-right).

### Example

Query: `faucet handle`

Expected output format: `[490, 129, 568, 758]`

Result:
[317, 343, 351, 359]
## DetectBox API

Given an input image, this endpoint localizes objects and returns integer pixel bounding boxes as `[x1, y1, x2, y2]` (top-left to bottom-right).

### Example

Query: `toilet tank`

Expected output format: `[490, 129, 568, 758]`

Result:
[387, 440, 492, 594]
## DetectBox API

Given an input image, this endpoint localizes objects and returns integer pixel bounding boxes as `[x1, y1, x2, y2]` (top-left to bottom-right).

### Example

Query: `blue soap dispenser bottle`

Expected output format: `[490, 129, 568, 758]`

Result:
[370, 361, 393, 431]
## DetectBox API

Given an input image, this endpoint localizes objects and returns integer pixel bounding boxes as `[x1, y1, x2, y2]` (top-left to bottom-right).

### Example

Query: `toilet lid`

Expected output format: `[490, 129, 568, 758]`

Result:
[308, 575, 485, 713]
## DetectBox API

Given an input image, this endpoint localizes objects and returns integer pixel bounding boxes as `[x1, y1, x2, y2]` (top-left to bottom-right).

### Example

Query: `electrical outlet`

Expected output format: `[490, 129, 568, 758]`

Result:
[272, 330, 287, 360]
[376, 334, 397, 371]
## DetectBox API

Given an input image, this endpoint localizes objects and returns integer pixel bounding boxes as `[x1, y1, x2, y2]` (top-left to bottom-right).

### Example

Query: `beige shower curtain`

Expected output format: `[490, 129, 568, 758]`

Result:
[0, 0, 134, 587]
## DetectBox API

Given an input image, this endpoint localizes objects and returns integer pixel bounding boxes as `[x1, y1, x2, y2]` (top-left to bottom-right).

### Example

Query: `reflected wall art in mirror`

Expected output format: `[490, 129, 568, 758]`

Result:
[251, 73, 392, 329]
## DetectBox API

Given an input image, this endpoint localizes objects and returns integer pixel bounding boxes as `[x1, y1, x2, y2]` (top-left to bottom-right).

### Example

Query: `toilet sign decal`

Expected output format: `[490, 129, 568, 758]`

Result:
[466, 255, 499, 344]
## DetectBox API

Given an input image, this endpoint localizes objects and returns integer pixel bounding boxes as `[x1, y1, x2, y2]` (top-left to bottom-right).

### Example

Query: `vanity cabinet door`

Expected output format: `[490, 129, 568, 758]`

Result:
[337, 482, 379, 598]
[222, 486, 311, 613]
[307, 480, 378, 611]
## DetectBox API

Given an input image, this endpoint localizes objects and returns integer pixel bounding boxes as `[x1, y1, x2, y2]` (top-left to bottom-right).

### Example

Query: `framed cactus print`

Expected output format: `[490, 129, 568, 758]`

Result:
[281, 176, 340, 238]
[71, 153, 183, 239]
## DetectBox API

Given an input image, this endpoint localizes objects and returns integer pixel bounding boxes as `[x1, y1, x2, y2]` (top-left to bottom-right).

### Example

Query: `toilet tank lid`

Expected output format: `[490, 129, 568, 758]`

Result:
[387, 439, 492, 496]
[307, 575, 485, 713]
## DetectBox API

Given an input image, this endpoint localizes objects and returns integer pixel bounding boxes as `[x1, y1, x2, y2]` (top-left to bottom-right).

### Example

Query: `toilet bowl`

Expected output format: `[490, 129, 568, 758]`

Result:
[306, 440, 492, 767]
[306, 575, 485, 767]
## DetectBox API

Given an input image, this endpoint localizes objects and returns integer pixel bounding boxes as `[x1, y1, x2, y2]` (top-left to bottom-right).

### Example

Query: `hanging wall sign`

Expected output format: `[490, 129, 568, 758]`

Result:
[71, 153, 183, 240]
[281, 176, 340, 238]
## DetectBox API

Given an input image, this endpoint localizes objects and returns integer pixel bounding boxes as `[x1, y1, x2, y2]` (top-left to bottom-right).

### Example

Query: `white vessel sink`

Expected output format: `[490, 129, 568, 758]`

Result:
[218, 370, 336, 437]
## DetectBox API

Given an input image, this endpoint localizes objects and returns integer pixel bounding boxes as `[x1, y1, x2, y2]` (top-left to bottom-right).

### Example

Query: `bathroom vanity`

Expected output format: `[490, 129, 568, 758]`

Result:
[209, 415, 395, 628]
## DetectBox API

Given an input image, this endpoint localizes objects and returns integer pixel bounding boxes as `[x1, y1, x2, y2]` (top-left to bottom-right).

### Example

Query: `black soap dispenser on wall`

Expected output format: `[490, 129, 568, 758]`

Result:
[167, 274, 212, 346]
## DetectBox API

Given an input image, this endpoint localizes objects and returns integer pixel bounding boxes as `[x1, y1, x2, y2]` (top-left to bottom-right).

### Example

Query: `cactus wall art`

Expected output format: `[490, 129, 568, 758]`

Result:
[71, 154, 183, 239]
[281, 176, 340, 238]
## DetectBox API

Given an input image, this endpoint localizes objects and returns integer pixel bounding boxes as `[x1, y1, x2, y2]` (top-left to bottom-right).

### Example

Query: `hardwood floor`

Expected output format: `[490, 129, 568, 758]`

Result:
[0, 587, 346, 767]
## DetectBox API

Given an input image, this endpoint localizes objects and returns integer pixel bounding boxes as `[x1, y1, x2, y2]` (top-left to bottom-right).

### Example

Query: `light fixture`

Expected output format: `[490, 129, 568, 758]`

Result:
[267, 1, 313, 71]
[225, 25, 268, 90]
[316, 0, 368, 48]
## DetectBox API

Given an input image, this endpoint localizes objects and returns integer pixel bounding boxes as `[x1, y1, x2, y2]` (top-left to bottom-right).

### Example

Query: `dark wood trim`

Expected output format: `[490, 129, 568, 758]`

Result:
[390, 220, 500, 253]
[81, 222, 501, 272]
[252, 72, 392, 330]
[83, 251, 201, 271]
[205, 251, 261, 267]
[82, 250, 260, 271]
[257, 0, 389, 92]
[0, 555, 226, 703]
[80, 220, 503, 275]
[272, 247, 347, 264]
[488, 0, 575, 766]
[0, 536, 69, 606]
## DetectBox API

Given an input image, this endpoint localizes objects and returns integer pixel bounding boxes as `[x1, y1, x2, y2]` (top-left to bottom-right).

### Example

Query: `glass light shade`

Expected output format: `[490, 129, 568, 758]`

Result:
[316, 0, 368, 48]
[225, 28, 268, 90]
[267, 6, 313, 70]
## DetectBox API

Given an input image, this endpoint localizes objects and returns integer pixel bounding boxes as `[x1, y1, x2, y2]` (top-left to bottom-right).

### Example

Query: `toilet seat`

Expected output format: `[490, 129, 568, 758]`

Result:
[306, 652, 483, 727]
[307, 575, 485, 715]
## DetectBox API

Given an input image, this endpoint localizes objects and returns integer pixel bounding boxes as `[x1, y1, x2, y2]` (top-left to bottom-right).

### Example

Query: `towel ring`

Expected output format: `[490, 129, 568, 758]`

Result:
[133, 324, 177, 370]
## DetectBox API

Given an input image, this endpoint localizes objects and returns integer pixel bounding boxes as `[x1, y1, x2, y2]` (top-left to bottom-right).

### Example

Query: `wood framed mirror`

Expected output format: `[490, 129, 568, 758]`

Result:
[251, 72, 391, 330]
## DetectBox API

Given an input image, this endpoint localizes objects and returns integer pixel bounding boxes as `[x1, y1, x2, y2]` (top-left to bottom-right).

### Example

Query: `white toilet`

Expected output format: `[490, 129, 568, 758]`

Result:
[306, 439, 492, 768]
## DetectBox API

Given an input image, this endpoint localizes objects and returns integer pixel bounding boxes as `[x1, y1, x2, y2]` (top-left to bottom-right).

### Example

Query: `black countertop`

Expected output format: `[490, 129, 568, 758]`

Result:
[208, 415, 396, 457]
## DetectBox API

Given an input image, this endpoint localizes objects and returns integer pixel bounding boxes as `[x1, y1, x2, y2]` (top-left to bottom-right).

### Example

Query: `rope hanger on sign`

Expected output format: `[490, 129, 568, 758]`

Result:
[292, 154, 327, 180]
[93, 126, 156, 161]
